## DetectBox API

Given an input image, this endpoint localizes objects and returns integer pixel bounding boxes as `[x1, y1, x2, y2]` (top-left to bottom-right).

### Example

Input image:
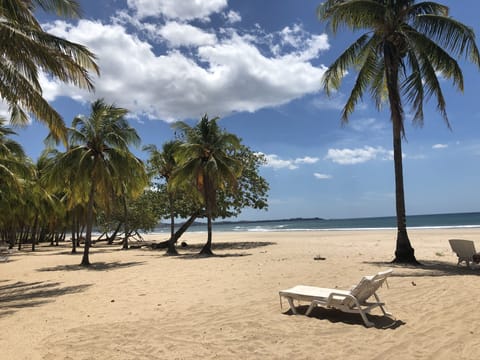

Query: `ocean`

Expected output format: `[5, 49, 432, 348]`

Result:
[153, 211, 480, 233]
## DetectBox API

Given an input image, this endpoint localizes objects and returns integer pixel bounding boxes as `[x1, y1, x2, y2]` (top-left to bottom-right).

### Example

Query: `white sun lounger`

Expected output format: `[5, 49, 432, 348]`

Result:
[279, 269, 393, 327]
[448, 239, 479, 268]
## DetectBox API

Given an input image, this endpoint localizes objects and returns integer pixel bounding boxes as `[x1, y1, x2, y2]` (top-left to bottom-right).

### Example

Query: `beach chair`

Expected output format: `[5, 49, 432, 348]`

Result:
[448, 239, 478, 268]
[279, 269, 393, 327]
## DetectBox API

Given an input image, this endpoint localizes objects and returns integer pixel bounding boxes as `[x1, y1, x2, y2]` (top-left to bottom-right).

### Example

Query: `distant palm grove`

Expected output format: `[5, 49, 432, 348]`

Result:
[1, 1, 479, 266]
[0, 103, 269, 265]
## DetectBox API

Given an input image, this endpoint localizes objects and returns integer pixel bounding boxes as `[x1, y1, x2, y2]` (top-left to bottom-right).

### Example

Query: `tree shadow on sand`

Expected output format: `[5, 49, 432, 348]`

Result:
[158, 241, 277, 259]
[282, 305, 405, 329]
[37, 261, 145, 272]
[0, 281, 92, 317]
[365, 260, 480, 277]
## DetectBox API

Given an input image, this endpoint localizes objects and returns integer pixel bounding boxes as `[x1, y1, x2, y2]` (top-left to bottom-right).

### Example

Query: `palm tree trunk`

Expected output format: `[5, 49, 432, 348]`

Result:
[169, 194, 175, 240]
[200, 213, 214, 255]
[122, 188, 129, 250]
[71, 217, 77, 254]
[384, 43, 418, 264]
[200, 180, 214, 256]
[81, 182, 95, 266]
[106, 222, 122, 244]
[31, 215, 39, 252]
[165, 212, 200, 255]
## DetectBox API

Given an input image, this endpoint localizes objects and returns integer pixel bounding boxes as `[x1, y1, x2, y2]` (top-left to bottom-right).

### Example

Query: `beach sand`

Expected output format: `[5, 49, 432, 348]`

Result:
[1, 228, 480, 359]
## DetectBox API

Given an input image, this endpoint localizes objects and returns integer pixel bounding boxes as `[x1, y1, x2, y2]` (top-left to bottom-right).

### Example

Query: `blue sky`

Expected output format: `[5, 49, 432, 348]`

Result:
[9, 0, 480, 221]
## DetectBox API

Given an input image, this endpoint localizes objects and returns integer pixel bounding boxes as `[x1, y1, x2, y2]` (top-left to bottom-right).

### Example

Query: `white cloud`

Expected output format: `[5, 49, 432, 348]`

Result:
[42, 19, 328, 122]
[262, 154, 319, 170]
[225, 10, 241, 24]
[314, 173, 332, 180]
[350, 117, 386, 132]
[325, 146, 392, 165]
[432, 143, 448, 149]
[127, 0, 227, 20]
[159, 22, 217, 47]
[296, 156, 320, 164]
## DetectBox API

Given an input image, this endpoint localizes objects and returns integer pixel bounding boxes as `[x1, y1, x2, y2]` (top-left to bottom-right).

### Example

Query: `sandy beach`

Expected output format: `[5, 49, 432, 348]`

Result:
[1, 228, 480, 359]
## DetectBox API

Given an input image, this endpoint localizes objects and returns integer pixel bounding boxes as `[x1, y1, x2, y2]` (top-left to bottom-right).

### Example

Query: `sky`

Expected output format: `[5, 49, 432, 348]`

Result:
[9, 0, 480, 221]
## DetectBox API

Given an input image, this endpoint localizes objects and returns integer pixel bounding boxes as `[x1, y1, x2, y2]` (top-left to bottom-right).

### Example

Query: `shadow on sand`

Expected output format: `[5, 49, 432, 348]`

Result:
[37, 261, 145, 272]
[149, 241, 277, 259]
[366, 260, 480, 277]
[0, 281, 92, 317]
[282, 305, 405, 329]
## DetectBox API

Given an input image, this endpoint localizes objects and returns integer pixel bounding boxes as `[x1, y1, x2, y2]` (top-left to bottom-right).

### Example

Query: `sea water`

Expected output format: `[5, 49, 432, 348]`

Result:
[152, 212, 480, 233]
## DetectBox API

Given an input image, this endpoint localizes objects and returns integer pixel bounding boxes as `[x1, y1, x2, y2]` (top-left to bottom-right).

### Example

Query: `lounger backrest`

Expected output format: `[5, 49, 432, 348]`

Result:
[449, 239, 476, 258]
[348, 269, 392, 306]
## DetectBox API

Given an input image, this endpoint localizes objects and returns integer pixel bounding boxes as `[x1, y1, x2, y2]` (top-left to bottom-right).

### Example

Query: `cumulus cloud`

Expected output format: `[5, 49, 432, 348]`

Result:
[325, 146, 393, 165]
[159, 22, 217, 47]
[127, 0, 227, 20]
[41, 16, 329, 122]
[432, 143, 448, 149]
[262, 154, 319, 170]
[314, 173, 332, 179]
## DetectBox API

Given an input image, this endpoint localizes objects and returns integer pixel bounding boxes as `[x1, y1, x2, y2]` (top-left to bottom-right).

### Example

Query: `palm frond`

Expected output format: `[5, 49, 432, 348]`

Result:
[318, 0, 384, 34]
[415, 14, 480, 65]
[322, 33, 371, 94]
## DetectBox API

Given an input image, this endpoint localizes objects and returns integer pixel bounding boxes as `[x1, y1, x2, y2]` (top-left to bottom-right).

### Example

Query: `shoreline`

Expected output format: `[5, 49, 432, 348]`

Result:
[144, 224, 480, 235]
[1, 228, 480, 359]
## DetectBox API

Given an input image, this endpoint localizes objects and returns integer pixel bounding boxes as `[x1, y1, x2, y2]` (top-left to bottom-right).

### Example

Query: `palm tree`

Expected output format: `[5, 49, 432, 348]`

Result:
[0, 119, 33, 247]
[0, 119, 33, 189]
[144, 141, 181, 254]
[172, 115, 242, 256]
[318, 0, 480, 264]
[43, 99, 147, 265]
[0, 0, 99, 142]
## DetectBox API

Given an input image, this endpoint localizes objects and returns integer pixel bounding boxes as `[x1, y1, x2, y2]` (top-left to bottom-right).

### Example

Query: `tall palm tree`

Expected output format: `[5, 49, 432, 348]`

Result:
[43, 99, 147, 265]
[172, 115, 242, 256]
[318, 0, 480, 264]
[0, 0, 99, 142]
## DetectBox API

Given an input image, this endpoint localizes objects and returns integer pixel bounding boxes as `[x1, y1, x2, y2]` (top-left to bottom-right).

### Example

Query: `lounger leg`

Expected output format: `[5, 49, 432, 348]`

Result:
[374, 293, 392, 316]
[305, 301, 317, 316]
[286, 297, 298, 315]
[359, 310, 375, 328]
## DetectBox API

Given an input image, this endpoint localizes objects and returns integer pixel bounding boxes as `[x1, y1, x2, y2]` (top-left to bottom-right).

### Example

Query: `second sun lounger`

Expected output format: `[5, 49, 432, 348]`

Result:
[448, 239, 479, 268]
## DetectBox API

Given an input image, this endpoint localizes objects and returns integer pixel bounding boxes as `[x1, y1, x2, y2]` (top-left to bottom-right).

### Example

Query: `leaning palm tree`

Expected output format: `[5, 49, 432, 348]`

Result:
[144, 141, 181, 254]
[172, 115, 242, 256]
[0, 0, 99, 142]
[318, 0, 480, 264]
[43, 99, 147, 265]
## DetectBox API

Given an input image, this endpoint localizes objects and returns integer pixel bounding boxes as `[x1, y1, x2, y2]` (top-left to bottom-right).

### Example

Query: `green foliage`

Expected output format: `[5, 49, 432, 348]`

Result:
[42, 99, 147, 264]
[97, 190, 161, 237]
[0, 0, 99, 142]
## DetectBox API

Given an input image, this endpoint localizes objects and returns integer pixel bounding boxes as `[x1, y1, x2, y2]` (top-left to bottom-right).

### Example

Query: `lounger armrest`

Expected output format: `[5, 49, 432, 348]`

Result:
[325, 292, 355, 307]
